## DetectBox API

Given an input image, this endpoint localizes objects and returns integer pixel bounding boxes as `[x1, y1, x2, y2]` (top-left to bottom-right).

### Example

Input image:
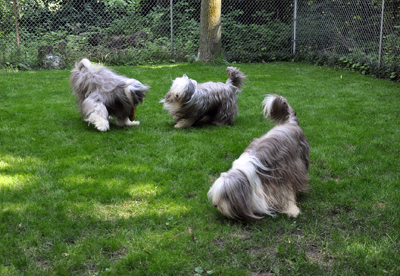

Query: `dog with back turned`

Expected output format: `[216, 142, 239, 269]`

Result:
[208, 94, 310, 220]
[70, 58, 149, 132]
[161, 67, 246, 128]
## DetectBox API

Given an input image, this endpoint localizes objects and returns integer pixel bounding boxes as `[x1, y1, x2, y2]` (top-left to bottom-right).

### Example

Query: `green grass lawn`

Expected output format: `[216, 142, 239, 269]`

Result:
[0, 62, 399, 276]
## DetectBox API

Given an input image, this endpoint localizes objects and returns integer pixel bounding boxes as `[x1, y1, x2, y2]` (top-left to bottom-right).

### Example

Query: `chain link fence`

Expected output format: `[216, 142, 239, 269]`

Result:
[1, 0, 399, 79]
[296, 0, 399, 78]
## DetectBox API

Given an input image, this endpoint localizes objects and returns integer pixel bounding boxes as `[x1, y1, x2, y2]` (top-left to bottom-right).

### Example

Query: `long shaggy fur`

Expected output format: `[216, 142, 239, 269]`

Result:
[70, 58, 149, 131]
[160, 67, 246, 128]
[207, 94, 310, 220]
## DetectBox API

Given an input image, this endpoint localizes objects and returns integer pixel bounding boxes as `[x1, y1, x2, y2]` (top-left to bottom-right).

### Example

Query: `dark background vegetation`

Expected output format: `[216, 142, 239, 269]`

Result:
[0, 0, 399, 81]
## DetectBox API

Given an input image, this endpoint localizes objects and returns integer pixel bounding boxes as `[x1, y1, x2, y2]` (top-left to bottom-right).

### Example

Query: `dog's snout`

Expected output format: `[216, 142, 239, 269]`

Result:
[213, 205, 217, 207]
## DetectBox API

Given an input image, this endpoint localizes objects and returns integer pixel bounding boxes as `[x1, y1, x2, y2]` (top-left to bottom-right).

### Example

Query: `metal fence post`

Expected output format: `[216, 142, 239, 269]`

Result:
[13, 0, 21, 61]
[170, 0, 174, 58]
[378, 0, 385, 69]
[293, 0, 297, 55]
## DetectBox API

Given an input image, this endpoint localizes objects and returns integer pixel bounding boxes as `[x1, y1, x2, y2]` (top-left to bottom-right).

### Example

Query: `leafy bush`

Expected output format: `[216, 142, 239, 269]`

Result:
[295, 48, 400, 82]
[382, 27, 400, 68]
[222, 10, 292, 63]
[1, 0, 398, 83]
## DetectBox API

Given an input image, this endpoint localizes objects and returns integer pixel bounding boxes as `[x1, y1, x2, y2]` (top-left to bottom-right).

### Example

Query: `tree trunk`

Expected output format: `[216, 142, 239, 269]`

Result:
[198, 0, 222, 62]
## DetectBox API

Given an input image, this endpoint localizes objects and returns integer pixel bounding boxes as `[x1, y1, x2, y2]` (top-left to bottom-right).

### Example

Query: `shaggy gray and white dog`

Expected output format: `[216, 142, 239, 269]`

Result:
[70, 58, 149, 131]
[160, 67, 246, 128]
[207, 94, 310, 220]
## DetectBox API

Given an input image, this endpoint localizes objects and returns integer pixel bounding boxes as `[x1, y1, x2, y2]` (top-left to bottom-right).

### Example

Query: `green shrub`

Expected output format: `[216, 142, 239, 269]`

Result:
[222, 10, 292, 63]
[295, 49, 400, 82]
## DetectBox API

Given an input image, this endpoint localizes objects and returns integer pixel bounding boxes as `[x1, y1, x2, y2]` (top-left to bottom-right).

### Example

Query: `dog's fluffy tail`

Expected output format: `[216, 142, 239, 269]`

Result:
[262, 94, 299, 125]
[226, 67, 246, 89]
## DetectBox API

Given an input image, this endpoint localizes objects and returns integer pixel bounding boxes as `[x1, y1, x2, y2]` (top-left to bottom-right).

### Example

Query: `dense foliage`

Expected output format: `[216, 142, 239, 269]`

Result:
[0, 0, 399, 81]
[295, 0, 400, 81]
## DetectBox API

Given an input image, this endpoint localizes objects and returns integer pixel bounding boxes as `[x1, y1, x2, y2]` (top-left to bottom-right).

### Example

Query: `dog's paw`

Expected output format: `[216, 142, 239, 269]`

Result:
[125, 120, 140, 126]
[95, 121, 110, 132]
[174, 123, 188, 129]
[86, 113, 109, 132]
[174, 119, 194, 128]
[286, 204, 300, 218]
[117, 118, 140, 127]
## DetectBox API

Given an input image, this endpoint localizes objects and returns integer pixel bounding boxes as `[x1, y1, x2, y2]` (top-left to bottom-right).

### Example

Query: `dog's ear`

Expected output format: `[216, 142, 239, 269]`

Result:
[190, 79, 197, 86]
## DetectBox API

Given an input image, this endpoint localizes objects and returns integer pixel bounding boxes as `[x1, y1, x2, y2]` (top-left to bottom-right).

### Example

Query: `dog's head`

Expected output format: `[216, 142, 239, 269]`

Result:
[75, 58, 93, 71]
[208, 169, 266, 220]
[70, 59, 93, 95]
[70, 59, 93, 86]
[167, 74, 197, 103]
